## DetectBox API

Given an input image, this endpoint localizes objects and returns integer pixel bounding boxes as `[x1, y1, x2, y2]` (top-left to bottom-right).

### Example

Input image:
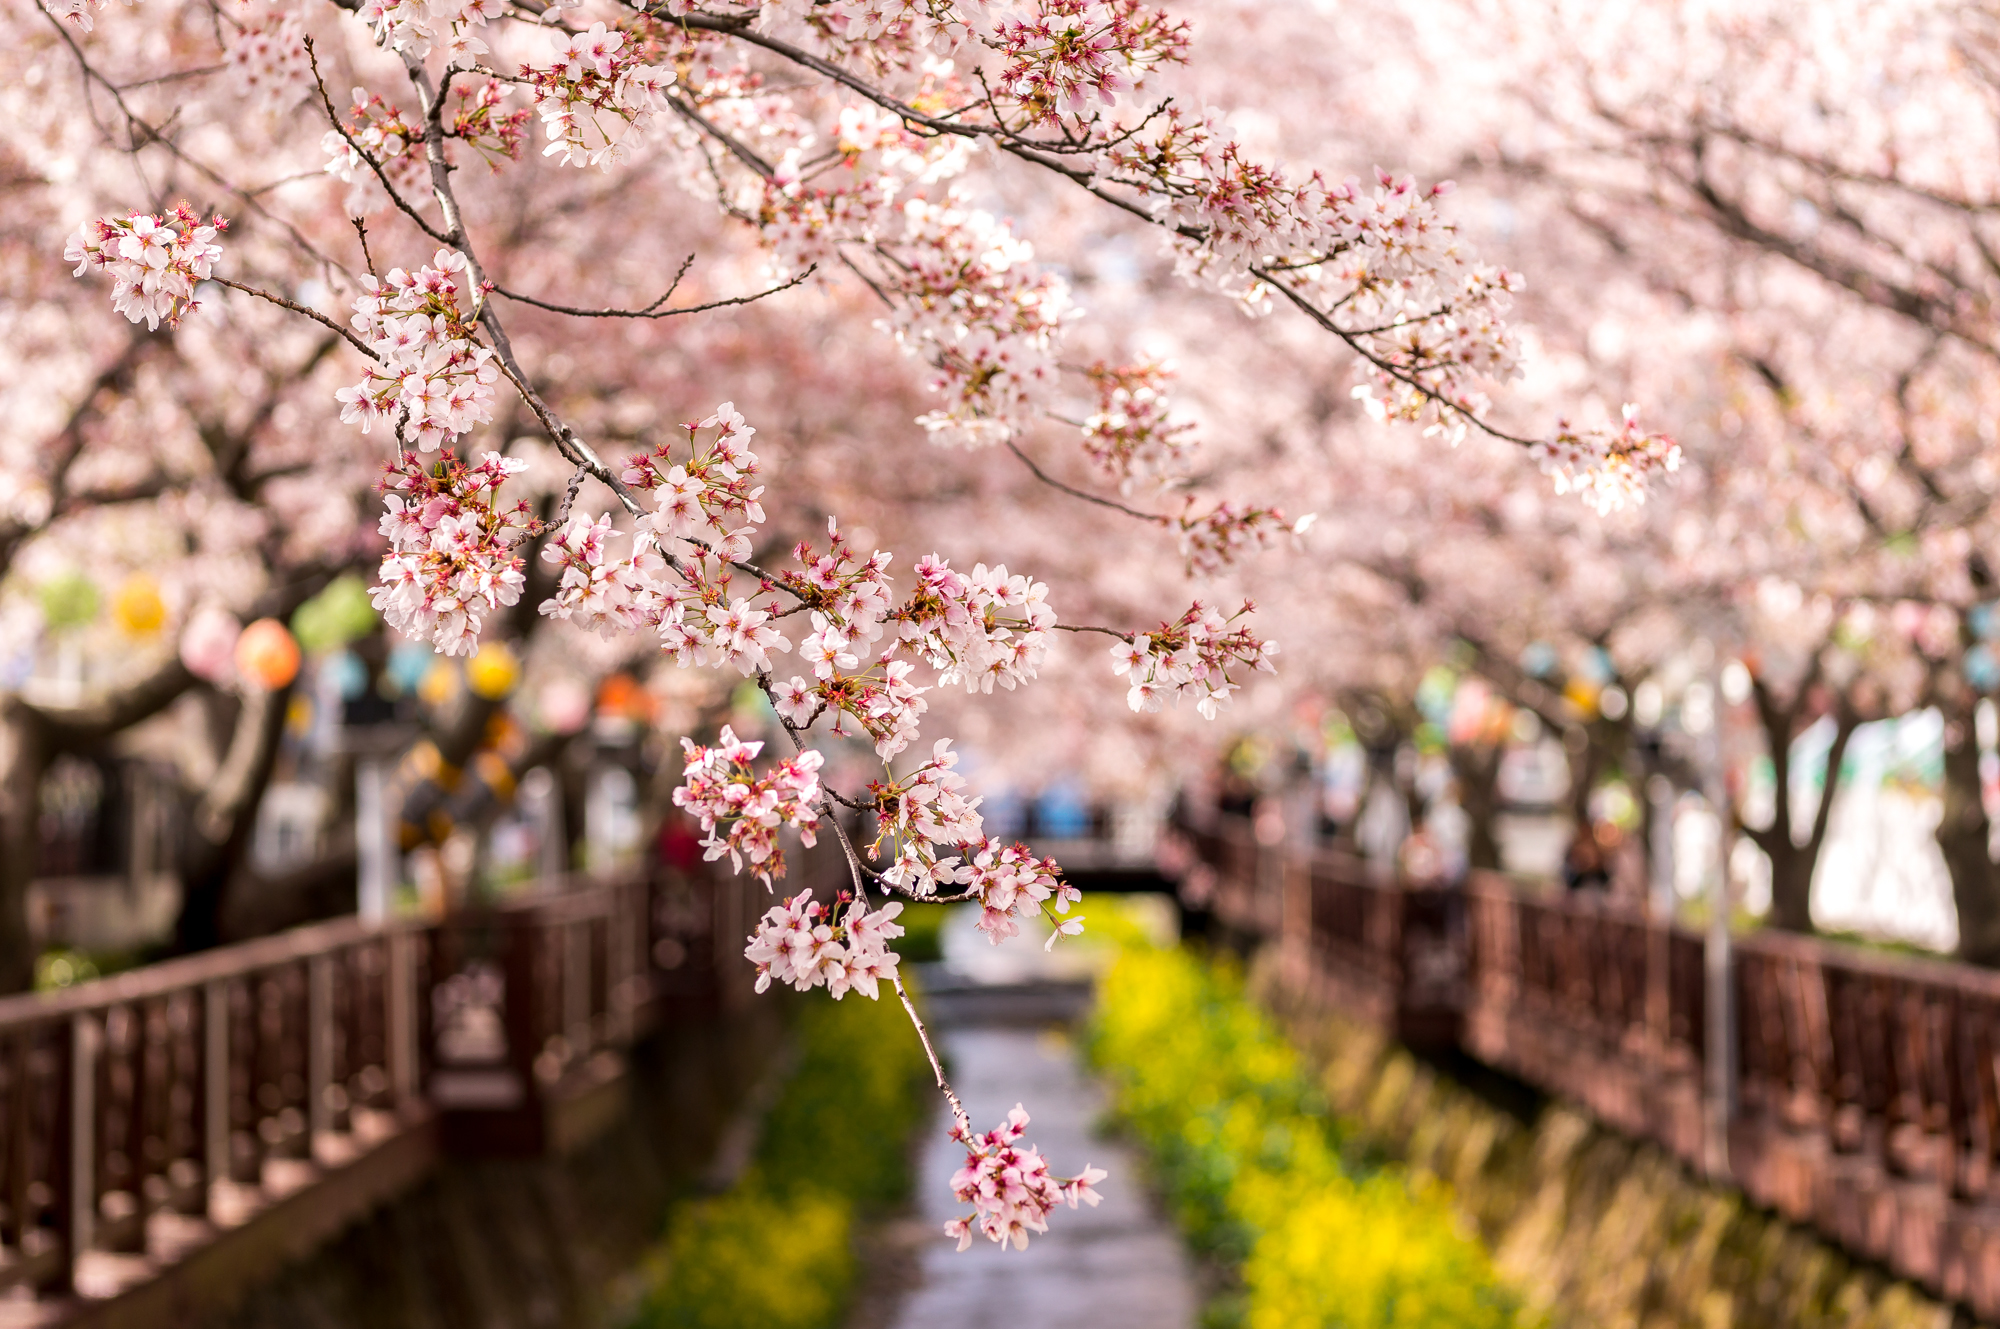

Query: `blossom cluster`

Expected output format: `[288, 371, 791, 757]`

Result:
[336, 249, 500, 452]
[43, 0, 134, 36]
[1534, 405, 1683, 513]
[1111, 601, 1276, 719]
[539, 406, 795, 676]
[525, 22, 672, 170]
[872, 739, 988, 894]
[537, 513, 664, 639]
[1176, 501, 1315, 577]
[672, 726, 824, 886]
[1080, 361, 1197, 491]
[357, 0, 499, 65]
[226, 13, 309, 110]
[989, 0, 1190, 126]
[962, 840, 1082, 948]
[891, 554, 1055, 693]
[64, 207, 226, 332]
[945, 1105, 1106, 1251]
[761, 523, 1053, 759]
[743, 889, 904, 999]
[887, 197, 1074, 448]
[622, 401, 767, 560]
[372, 450, 540, 655]
[321, 89, 433, 217]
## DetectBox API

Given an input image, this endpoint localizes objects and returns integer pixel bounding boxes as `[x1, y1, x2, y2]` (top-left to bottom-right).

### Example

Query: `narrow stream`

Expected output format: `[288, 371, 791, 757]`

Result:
[887, 908, 1197, 1329]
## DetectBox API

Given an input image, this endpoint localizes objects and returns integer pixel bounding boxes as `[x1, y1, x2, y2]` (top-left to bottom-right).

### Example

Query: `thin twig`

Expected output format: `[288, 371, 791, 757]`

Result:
[490, 261, 814, 319]
[212, 277, 380, 360]
[1004, 440, 1169, 524]
[304, 36, 456, 248]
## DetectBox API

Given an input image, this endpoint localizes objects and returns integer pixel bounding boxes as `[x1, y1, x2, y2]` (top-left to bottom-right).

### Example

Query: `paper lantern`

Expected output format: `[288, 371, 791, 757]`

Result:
[538, 678, 591, 734]
[111, 575, 165, 637]
[466, 641, 522, 700]
[234, 618, 301, 691]
[37, 571, 99, 632]
[180, 607, 242, 683]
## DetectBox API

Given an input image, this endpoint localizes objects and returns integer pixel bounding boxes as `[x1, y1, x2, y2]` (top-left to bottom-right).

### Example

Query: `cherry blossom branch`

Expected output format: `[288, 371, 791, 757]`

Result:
[303, 36, 456, 249]
[492, 251, 695, 319]
[1004, 440, 1170, 524]
[48, 13, 343, 272]
[489, 261, 815, 320]
[1253, 271, 1538, 449]
[658, 10, 1190, 236]
[212, 277, 381, 360]
[895, 972, 971, 1136]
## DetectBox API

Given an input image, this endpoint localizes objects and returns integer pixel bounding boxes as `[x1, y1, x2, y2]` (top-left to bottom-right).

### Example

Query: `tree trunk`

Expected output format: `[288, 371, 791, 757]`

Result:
[0, 704, 47, 993]
[174, 680, 296, 954]
[1938, 698, 2000, 966]
[1448, 743, 1504, 871]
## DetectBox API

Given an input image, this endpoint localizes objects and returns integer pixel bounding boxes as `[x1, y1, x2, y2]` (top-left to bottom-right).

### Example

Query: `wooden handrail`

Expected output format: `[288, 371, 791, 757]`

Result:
[1188, 809, 2000, 1320]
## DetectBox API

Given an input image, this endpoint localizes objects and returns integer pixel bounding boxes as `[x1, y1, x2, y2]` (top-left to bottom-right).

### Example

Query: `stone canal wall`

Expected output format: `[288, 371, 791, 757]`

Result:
[1261, 971, 1966, 1329]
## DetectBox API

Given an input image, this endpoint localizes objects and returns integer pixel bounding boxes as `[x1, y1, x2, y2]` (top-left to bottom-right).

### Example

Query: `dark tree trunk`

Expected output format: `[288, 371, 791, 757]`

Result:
[174, 680, 296, 954]
[0, 705, 48, 993]
[1938, 695, 2000, 965]
[1743, 662, 1855, 936]
[1448, 742, 1505, 871]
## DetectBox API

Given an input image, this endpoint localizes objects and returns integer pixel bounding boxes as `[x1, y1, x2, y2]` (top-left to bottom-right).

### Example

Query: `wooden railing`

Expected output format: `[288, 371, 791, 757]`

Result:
[1188, 813, 2000, 1319]
[0, 915, 424, 1298]
[0, 866, 741, 1319]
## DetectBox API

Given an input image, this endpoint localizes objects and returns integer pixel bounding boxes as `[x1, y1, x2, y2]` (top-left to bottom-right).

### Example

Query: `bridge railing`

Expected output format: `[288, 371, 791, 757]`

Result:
[0, 915, 425, 1297]
[1187, 813, 2000, 1317]
[0, 865, 738, 1314]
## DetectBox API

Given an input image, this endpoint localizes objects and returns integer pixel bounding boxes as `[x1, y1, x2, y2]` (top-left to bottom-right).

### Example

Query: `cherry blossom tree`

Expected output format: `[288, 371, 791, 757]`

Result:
[20, 0, 1697, 1245]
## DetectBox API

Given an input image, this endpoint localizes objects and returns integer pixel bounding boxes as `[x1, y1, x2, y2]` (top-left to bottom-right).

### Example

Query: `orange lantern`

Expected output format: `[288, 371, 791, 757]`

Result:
[234, 618, 301, 691]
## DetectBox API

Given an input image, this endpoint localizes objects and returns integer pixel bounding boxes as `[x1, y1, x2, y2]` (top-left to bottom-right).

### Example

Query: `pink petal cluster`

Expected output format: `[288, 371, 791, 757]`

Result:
[337, 249, 501, 452]
[226, 14, 309, 109]
[672, 726, 824, 887]
[962, 840, 1082, 948]
[1175, 501, 1315, 577]
[65, 206, 226, 331]
[743, 889, 905, 999]
[622, 402, 767, 560]
[357, 0, 500, 63]
[372, 450, 539, 655]
[42, 0, 137, 36]
[944, 1105, 1106, 1251]
[1080, 360, 1197, 492]
[1111, 600, 1277, 720]
[872, 740, 987, 894]
[526, 22, 671, 170]
[991, 0, 1189, 125]
[538, 513, 664, 638]
[1533, 405, 1683, 514]
[890, 554, 1055, 695]
[320, 90, 430, 216]
[890, 197, 1073, 448]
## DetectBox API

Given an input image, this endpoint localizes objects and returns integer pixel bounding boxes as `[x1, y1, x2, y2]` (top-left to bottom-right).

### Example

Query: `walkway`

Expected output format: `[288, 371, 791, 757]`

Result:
[888, 910, 1197, 1329]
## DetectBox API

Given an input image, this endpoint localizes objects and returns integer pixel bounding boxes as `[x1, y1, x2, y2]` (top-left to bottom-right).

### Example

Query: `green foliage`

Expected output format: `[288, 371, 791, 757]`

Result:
[893, 902, 949, 964]
[632, 989, 931, 1329]
[291, 574, 379, 654]
[1089, 944, 1527, 1329]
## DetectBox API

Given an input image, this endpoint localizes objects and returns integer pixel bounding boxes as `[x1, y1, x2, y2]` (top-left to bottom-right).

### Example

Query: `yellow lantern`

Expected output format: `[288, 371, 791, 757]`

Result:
[234, 618, 301, 691]
[466, 641, 522, 700]
[111, 575, 165, 637]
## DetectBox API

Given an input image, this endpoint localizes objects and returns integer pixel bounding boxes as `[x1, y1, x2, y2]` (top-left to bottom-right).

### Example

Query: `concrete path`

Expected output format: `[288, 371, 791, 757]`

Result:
[888, 905, 1197, 1329]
